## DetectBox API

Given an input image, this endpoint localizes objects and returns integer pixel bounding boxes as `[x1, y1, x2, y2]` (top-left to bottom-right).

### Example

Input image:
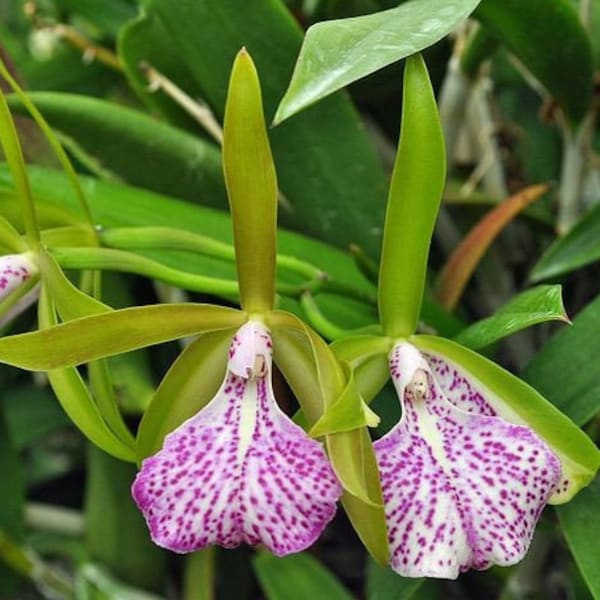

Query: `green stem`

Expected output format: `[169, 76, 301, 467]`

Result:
[299, 293, 349, 340]
[0, 215, 26, 252]
[99, 226, 323, 281]
[183, 549, 215, 600]
[0, 530, 74, 598]
[51, 246, 240, 298]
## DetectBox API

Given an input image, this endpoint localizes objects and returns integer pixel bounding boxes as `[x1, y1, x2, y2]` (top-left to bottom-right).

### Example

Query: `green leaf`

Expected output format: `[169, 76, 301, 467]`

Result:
[84, 445, 166, 591]
[557, 474, 600, 599]
[55, 0, 136, 37]
[7, 93, 227, 210]
[531, 204, 600, 282]
[275, 0, 482, 122]
[118, 8, 206, 130]
[137, 328, 233, 460]
[253, 552, 353, 600]
[522, 293, 600, 427]
[0, 165, 377, 330]
[413, 335, 600, 503]
[378, 54, 445, 337]
[454, 285, 569, 350]
[366, 559, 424, 600]
[0, 304, 245, 370]
[474, 0, 593, 122]
[146, 0, 388, 256]
[223, 49, 277, 313]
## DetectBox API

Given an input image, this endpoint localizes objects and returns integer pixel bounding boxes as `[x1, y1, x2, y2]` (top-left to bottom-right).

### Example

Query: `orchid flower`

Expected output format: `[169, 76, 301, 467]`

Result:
[0, 252, 40, 327]
[132, 320, 342, 555]
[374, 342, 560, 578]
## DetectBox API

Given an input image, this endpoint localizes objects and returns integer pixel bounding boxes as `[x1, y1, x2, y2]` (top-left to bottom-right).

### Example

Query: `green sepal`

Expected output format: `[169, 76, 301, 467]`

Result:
[412, 334, 600, 503]
[378, 54, 445, 337]
[223, 49, 277, 313]
[37, 285, 136, 462]
[269, 310, 388, 563]
[0, 304, 246, 370]
[454, 285, 569, 350]
[137, 328, 236, 462]
[308, 366, 379, 438]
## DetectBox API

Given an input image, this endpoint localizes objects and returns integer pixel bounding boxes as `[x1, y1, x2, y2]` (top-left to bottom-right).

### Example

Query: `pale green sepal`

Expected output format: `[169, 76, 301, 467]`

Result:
[0, 304, 246, 370]
[37, 250, 110, 320]
[137, 329, 235, 461]
[454, 285, 569, 350]
[268, 310, 384, 509]
[38, 285, 136, 462]
[223, 49, 277, 313]
[378, 53, 445, 337]
[309, 366, 380, 438]
[412, 334, 600, 503]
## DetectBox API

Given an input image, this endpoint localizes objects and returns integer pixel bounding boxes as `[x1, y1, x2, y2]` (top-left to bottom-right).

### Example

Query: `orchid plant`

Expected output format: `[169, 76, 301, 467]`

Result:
[0, 0, 599, 594]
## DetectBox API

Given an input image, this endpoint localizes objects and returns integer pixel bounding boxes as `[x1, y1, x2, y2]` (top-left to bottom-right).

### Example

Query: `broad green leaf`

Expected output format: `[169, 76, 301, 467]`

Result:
[137, 329, 234, 460]
[378, 54, 445, 337]
[118, 8, 206, 130]
[413, 335, 600, 503]
[147, 0, 388, 256]
[4, 384, 70, 449]
[85, 445, 166, 591]
[522, 294, 600, 427]
[275, 0, 482, 122]
[223, 50, 277, 313]
[557, 474, 600, 599]
[454, 285, 569, 350]
[531, 204, 600, 282]
[475, 0, 593, 122]
[366, 559, 424, 600]
[0, 304, 245, 370]
[436, 184, 549, 311]
[7, 93, 227, 209]
[37, 285, 136, 462]
[55, 0, 137, 37]
[0, 165, 377, 330]
[253, 552, 353, 600]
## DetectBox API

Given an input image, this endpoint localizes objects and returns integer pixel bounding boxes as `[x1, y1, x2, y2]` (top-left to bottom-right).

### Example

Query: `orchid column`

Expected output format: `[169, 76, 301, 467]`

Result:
[333, 54, 600, 579]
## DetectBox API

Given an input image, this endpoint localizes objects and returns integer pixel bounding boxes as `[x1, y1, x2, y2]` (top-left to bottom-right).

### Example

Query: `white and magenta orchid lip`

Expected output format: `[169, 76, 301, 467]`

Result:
[132, 320, 343, 556]
[374, 342, 561, 579]
[0, 253, 37, 300]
